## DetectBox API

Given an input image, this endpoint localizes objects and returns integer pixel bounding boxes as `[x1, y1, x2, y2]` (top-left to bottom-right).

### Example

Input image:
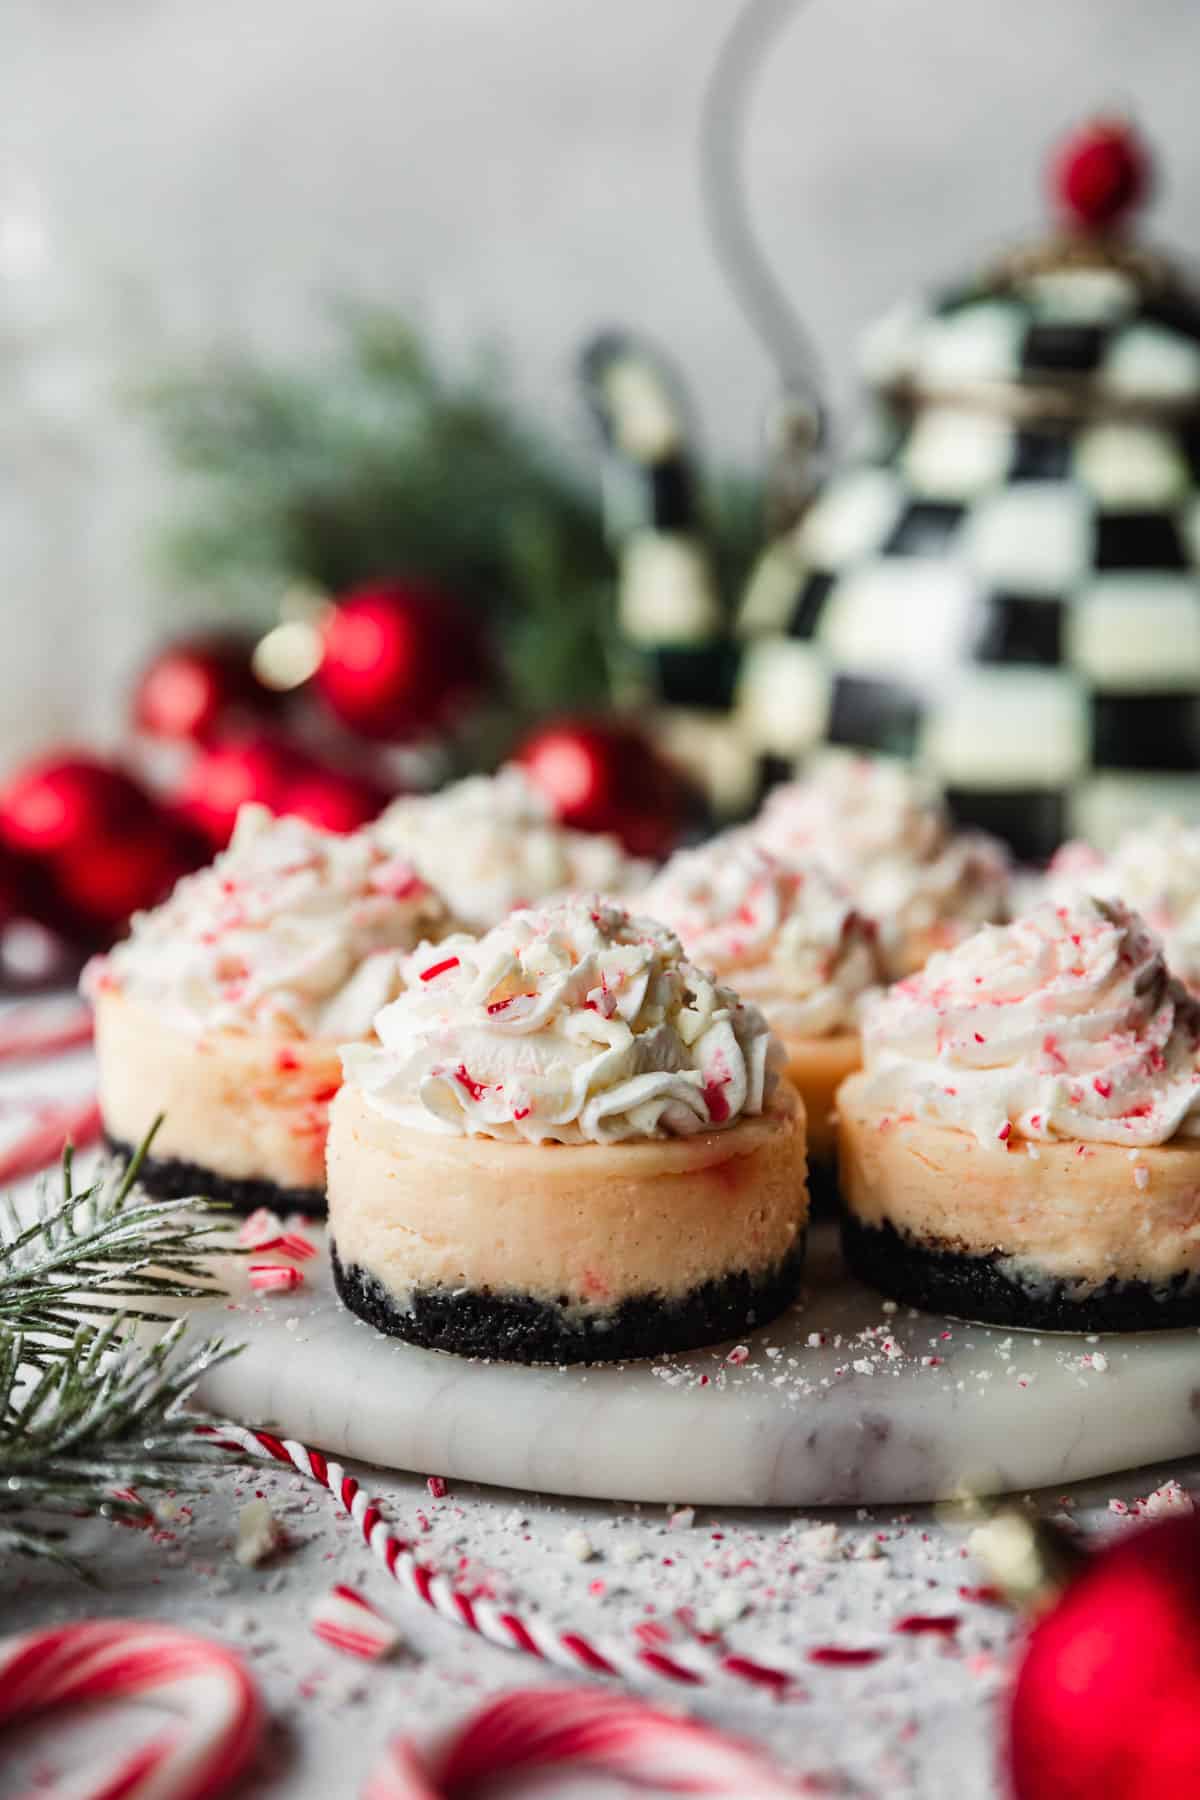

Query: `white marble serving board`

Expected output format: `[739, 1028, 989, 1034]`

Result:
[165, 1223, 1200, 1507]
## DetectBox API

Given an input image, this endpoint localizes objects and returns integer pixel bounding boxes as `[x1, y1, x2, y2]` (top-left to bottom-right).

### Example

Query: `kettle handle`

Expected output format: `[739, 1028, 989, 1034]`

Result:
[701, 0, 828, 529]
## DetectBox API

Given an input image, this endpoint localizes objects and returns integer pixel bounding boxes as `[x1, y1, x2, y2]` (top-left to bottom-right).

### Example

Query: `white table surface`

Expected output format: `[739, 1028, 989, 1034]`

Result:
[2, 1021, 1198, 1798]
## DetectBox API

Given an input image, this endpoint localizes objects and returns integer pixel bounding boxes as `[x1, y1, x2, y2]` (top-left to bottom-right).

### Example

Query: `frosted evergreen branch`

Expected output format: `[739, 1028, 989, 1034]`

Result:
[0, 1121, 239, 1358]
[0, 1318, 246, 1570]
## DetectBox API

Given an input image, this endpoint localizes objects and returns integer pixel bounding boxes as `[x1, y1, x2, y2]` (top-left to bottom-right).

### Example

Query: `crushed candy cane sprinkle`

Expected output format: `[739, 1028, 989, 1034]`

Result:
[341, 897, 781, 1144]
[858, 896, 1200, 1147]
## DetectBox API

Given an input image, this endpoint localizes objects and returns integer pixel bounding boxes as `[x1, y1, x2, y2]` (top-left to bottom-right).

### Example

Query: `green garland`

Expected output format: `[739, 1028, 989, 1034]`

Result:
[146, 306, 618, 717]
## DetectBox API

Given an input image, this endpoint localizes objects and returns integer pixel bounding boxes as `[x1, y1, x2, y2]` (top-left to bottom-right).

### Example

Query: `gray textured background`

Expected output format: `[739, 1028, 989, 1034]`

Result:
[3, 0, 1199, 750]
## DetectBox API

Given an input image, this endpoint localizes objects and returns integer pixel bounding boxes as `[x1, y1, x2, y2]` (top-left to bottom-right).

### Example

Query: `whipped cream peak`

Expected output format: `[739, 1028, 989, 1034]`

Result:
[859, 896, 1200, 1148]
[642, 836, 881, 1037]
[341, 895, 781, 1144]
[84, 804, 456, 1040]
[1046, 815, 1200, 991]
[373, 766, 651, 931]
[753, 754, 1010, 976]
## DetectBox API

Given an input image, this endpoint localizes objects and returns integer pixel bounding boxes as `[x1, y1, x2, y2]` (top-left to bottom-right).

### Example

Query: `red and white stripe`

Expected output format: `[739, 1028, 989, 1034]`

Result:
[311, 1585, 400, 1661]
[0, 1093, 102, 1185]
[0, 1620, 262, 1800]
[0, 998, 93, 1064]
[248, 1263, 305, 1294]
[364, 1687, 802, 1798]
[196, 1424, 797, 1698]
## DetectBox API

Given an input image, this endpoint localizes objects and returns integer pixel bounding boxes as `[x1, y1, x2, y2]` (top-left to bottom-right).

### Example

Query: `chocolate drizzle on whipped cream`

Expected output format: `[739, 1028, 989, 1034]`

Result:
[753, 755, 1010, 978]
[643, 837, 881, 1038]
[373, 766, 650, 931]
[858, 897, 1200, 1148]
[341, 897, 781, 1144]
[83, 804, 455, 1040]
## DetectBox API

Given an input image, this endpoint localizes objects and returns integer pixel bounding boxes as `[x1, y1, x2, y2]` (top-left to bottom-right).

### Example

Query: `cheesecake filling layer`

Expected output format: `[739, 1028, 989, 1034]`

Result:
[752, 753, 1010, 978]
[83, 802, 455, 1041]
[94, 990, 339, 1192]
[327, 1081, 806, 1313]
[642, 838, 881, 1038]
[838, 1076, 1200, 1291]
[342, 897, 782, 1145]
[374, 766, 650, 931]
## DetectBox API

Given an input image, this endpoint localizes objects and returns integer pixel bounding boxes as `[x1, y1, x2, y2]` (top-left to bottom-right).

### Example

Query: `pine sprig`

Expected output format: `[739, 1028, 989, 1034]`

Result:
[0, 1125, 236, 1359]
[0, 1125, 253, 1570]
[0, 1318, 242, 1571]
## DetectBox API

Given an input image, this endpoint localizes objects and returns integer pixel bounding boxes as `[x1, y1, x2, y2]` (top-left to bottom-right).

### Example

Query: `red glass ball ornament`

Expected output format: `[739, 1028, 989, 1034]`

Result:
[52, 821, 196, 933]
[175, 736, 312, 848]
[1051, 118, 1151, 232]
[1009, 1514, 1200, 1800]
[132, 635, 277, 744]
[513, 718, 687, 860]
[0, 754, 157, 859]
[314, 583, 484, 742]
[282, 769, 391, 835]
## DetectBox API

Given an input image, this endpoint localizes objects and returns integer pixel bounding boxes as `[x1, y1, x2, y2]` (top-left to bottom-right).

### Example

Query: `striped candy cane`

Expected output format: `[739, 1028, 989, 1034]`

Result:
[364, 1686, 804, 1798]
[198, 1423, 796, 1698]
[0, 1620, 263, 1800]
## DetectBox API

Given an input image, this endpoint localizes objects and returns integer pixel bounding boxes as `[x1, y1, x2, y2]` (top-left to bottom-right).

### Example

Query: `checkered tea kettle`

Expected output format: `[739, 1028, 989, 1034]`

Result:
[586, 86, 1200, 866]
[736, 116, 1200, 862]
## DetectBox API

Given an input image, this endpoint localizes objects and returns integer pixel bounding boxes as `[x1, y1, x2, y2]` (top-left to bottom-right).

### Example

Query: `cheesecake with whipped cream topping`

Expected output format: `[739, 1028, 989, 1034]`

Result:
[643, 838, 881, 1160]
[84, 804, 455, 1214]
[326, 897, 807, 1362]
[753, 754, 1010, 980]
[373, 766, 651, 932]
[838, 897, 1200, 1330]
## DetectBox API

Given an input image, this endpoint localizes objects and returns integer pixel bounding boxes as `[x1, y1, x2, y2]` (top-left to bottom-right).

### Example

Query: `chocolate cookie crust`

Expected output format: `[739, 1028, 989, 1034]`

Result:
[330, 1239, 806, 1365]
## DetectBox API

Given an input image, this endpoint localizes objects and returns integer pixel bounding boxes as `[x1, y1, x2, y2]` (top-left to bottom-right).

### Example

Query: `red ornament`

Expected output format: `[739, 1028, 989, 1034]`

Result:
[133, 634, 278, 745]
[1051, 117, 1151, 233]
[514, 717, 688, 860]
[1009, 1513, 1200, 1800]
[282, 769, 391, 834]
[176, 736, 312, 848]
[315, 582, 484, 742]
[52, 823, 197, 933]
[0, 754, 157, 859]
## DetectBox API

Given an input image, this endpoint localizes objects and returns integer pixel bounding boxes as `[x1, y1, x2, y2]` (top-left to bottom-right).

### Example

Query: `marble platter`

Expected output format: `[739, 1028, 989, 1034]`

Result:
[165, 1222, 1200, 1507]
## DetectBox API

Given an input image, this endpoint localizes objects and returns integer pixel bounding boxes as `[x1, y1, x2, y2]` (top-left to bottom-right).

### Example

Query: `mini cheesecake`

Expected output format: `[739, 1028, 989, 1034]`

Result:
[373, 765, 650, 931]
[642, 838, 881, 1162]
[752, 752, 1010, 980]
[838, 897, 1200, 1331]
[327, 898, 808, 1363]
[85, 804, 455, 1214]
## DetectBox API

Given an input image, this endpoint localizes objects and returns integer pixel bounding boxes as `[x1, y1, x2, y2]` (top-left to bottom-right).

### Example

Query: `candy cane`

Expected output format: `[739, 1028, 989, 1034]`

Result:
[0, 1094, 102, 1184]
[0, 998, 93, 1063]
[0, 1620, 263, 1800]
[197, 1423, 796, 1698]
[364, 1687, 803, 1798]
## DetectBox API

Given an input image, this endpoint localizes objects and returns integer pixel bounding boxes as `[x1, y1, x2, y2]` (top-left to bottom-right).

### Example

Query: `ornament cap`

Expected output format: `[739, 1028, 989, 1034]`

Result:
[1049, 115, 1153, 236]
[969, 1506, 1089, 1615]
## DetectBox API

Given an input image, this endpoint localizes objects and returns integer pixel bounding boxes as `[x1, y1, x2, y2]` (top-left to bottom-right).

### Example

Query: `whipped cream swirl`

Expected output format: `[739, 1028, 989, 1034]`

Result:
[374, 766, 651, 931]
[84, 805, 455, 1040]
[642, 838, 881, 1037]
[1046, 816, 1200, 991]
[342, 896, 781, 1144]
[858, 897, 1200, 1148]
[753, 754, 1010, 977]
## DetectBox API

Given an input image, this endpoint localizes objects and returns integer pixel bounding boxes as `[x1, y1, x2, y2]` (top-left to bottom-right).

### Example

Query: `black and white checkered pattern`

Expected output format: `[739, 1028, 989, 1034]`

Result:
[735, 399, 1200, 862]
